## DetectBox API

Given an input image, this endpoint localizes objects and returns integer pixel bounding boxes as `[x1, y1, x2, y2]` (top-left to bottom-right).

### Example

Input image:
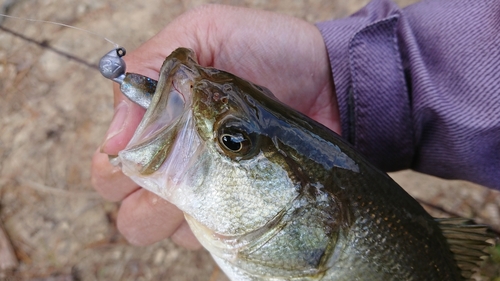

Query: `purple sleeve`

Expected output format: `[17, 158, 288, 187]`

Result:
[316, 0, 500, 190]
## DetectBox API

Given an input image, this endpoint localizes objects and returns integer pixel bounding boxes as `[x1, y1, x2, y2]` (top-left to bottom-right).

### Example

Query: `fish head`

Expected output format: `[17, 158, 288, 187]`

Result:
[117, 48, 301, 254]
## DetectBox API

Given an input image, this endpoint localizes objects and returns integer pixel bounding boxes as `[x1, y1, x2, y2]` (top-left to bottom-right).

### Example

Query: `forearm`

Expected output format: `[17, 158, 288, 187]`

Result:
[317, 0, 500, 189]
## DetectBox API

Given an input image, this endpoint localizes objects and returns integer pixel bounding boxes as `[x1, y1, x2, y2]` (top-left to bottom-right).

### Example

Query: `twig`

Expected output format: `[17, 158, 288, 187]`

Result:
[18, 179, 101, 199]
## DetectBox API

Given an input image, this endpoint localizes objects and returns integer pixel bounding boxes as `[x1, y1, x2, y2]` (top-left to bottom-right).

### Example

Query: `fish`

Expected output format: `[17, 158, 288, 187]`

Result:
[115, 47, 492, 281]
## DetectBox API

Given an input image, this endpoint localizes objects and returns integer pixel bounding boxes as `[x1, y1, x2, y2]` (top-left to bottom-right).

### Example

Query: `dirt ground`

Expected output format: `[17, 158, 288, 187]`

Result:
[0, 0, 498, 280]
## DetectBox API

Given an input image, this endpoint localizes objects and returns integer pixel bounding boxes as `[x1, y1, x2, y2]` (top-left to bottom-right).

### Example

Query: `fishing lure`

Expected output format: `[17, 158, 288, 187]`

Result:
[99, 47, 156, 109]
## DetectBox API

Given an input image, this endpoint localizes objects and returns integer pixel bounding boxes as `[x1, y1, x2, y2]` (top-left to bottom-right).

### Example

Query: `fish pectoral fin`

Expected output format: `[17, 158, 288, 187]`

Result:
[436, 218, 496, 280]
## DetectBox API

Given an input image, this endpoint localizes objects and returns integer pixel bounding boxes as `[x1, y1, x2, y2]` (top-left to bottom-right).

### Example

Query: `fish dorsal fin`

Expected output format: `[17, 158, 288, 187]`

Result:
[436, 218, 495, 280]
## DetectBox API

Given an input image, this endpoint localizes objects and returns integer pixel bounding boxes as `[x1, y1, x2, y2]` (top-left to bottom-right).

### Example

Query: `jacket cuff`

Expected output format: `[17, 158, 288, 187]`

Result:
[316, 0, 413, 171]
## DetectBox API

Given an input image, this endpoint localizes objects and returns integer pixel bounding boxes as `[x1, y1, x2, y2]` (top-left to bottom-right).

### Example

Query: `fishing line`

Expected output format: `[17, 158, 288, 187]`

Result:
[0, 11, 139, 102]
[0, 12, 126, 70]
[0, 10, 141, 105]
[0, 13, 120, 48]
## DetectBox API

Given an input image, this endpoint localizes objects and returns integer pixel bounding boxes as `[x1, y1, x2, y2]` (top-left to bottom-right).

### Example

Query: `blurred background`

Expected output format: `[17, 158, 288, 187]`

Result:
[0, 0, 498, 280]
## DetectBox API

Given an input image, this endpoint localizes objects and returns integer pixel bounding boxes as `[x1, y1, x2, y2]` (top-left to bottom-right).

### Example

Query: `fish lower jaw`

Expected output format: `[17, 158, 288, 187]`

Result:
[184, 214, 243, 260]
[184, 209, 288, 261]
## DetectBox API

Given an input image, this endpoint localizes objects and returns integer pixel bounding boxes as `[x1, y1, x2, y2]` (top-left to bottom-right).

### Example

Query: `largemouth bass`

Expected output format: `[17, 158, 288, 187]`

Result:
[114, 48, 491, 280]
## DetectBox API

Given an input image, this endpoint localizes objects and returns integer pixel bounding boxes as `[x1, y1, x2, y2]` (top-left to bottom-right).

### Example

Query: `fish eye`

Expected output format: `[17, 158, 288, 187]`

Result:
[220, 134, 244, 152]
[216, 121, 257, 158]
[217, 129, 252, 156]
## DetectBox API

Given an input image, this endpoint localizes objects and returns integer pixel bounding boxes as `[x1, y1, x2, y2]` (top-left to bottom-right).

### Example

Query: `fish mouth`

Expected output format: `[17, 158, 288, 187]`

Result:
[120, 80, 189, 174]
[134, 81, 186, 144]
[117, 59, 203, 200]
[118, 48, 202, 176]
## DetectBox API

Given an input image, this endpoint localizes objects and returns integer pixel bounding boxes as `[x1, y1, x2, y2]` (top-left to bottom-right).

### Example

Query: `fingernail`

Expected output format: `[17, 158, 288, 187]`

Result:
[100, 101, 129, 154]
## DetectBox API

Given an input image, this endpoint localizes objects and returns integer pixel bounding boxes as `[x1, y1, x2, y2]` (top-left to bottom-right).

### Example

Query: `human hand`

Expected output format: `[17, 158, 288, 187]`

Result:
[91, 4, 340, 249]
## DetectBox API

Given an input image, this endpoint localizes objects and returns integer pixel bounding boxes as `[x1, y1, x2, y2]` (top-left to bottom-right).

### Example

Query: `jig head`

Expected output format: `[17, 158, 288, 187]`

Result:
[99, 48, 157, 109]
